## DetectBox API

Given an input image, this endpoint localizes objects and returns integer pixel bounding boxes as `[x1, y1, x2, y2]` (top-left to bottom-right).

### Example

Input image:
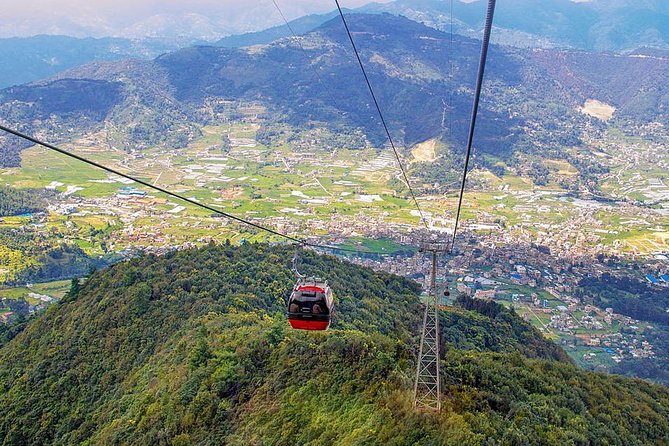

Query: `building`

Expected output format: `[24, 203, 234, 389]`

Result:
[117, 187, 148, 198]
[474, 289, 496, 300]
[456, 282, 474, 296]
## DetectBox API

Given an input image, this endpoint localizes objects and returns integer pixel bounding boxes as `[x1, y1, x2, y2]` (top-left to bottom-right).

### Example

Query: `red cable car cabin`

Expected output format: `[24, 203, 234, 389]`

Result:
[287, 278, 334, 330]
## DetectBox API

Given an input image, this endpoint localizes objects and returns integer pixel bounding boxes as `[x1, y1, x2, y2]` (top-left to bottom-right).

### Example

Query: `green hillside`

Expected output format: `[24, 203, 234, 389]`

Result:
[0, 244, 668, 445]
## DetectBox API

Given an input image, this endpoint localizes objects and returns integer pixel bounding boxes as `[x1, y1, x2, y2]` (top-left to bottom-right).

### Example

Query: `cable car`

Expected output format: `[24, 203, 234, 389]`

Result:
[287, 278, 334, 331]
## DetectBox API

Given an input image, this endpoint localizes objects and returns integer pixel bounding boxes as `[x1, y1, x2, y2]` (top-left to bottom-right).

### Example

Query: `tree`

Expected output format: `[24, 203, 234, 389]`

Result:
[221, 134, 232, 153]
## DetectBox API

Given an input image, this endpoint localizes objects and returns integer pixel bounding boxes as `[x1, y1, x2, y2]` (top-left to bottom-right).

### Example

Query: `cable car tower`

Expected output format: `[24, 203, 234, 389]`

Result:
[413, 242, 449, 412]
[413, 0, 497, 411]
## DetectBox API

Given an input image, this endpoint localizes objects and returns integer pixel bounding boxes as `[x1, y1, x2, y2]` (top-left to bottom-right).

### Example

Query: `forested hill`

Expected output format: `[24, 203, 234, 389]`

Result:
[1, 243, 668, 444]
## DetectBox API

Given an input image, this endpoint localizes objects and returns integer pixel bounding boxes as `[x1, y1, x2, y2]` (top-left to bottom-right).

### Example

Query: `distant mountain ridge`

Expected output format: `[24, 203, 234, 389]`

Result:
[0, 35, 181, 89]
[0, 3, 294, 40]
[1, 0, 667, 91]
[365, 0, 669, 52]
[2, 0, 668, 53]
[218, 0, 669, 52]
[214, 11, 342, 48]
[1, 13, 667, 170]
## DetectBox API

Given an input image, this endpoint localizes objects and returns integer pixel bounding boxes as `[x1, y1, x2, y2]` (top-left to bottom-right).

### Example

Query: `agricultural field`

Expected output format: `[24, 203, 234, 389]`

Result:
[0, 121, 667, 288]
[0, 120, 667, 385]
[596, 128, 669, 204]
[0, 280, 70, 305]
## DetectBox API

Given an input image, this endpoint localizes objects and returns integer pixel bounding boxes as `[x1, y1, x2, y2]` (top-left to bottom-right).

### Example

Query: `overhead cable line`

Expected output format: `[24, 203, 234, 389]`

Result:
[0, 124, 372, 254]
[270, 0, 328, 90]
[449, 0, 454, 139]
[333, 0, 429, 230]
[270, 0, 353, 127]
[270, 0, 334, 95]
[450, 0, 497, 251]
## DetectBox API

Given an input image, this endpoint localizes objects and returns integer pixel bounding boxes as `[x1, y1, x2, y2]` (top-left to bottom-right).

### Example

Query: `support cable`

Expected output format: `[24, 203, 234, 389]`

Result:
[270, 0, 342, 109]
[449, 0, 454, 139]
[0, 124, 370, 254]
[450, 0, 497, 251]
[333, 0, 429, 229]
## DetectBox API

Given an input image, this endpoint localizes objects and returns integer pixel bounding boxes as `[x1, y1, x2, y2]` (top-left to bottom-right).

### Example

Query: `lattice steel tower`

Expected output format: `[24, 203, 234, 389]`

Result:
[413, 243, 448, 412]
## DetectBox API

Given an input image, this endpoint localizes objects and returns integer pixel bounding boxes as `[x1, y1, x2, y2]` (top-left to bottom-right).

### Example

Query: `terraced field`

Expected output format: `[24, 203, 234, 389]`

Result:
[0, 122, 666, 287]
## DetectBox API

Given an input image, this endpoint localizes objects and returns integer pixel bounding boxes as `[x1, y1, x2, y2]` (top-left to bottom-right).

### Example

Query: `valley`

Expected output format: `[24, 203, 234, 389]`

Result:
[1, 2, 669, 443]
[2, 120, 665, 257]
[1, 114, 667, 382]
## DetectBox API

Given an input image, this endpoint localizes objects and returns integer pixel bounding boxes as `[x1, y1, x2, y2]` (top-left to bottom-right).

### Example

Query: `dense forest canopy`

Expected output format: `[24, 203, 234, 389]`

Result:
[0, 185, 48, 217]
[0, 244, 668, 445]
[442, 295, 572, 363]
[0, 134, 31, 168]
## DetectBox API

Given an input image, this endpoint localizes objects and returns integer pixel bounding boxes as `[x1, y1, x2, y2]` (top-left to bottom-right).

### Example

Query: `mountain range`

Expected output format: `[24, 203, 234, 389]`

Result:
[2, 7, 669, 443]
[1, 13, 667, 170]
[1, 0, 669, 90]
[0, 35, 180, 89]
[365, 0, 669, 51]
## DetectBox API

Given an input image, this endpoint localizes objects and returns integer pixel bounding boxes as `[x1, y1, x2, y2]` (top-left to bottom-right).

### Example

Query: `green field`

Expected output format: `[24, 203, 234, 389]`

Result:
[0, 280, 71, 305]
[0, 121, 666, 284]
[335, 237, 417, 255]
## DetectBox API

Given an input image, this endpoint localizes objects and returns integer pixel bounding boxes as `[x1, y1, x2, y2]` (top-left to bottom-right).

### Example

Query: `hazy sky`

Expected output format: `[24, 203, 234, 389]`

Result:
[0, 0, 394, 38]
